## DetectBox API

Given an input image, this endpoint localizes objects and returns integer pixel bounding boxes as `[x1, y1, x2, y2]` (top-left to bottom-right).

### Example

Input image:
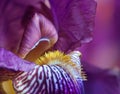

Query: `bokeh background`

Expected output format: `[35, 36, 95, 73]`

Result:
[79, 0, 120, 94]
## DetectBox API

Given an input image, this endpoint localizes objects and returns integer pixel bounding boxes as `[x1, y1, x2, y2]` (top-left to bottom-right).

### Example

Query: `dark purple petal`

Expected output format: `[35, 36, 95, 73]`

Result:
[12, 0, 43, 6]
[50, 0, 97, 52]
[0, 0, 26, 53]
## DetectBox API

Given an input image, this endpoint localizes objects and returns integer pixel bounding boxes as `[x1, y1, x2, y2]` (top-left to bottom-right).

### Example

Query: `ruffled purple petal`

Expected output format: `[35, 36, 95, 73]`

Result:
[50, 0, 97, 52]
[0, 48, 35, 72]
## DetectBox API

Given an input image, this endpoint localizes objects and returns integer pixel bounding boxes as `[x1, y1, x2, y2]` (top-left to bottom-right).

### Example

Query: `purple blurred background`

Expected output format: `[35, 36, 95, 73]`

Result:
[80, 0, 120, 94]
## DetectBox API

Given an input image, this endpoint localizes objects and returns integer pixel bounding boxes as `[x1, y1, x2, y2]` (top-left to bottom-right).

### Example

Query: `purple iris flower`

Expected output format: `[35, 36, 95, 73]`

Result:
[0, 0, 97, 93]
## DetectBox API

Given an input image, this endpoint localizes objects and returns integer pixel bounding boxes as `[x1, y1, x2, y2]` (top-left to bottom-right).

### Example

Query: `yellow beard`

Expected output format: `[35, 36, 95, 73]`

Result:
[1, 50, 85, 94]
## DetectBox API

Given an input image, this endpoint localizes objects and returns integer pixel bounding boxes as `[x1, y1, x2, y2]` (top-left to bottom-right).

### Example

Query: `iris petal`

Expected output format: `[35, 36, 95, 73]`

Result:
[18, 9, 58, 60]
[13, 51, 84, 94]
[0, 48, 35, 73]
[50, 0, 97, 52]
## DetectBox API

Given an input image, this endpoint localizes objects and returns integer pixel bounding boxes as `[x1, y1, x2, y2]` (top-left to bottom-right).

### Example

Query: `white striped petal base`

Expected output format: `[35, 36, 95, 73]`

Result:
[13, 65, 83, 94]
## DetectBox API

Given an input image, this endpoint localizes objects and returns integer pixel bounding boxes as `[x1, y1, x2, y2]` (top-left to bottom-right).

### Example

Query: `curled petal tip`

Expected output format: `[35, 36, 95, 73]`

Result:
[31, 38, 50, 50]
[18, 11, 58, 59]
[25, 38, 51, 62]
[18, 13, 41, 58]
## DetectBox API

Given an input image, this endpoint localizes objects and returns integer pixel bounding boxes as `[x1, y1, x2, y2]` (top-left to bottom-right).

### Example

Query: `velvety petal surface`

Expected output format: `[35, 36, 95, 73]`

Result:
[50, 0, 97, 52]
